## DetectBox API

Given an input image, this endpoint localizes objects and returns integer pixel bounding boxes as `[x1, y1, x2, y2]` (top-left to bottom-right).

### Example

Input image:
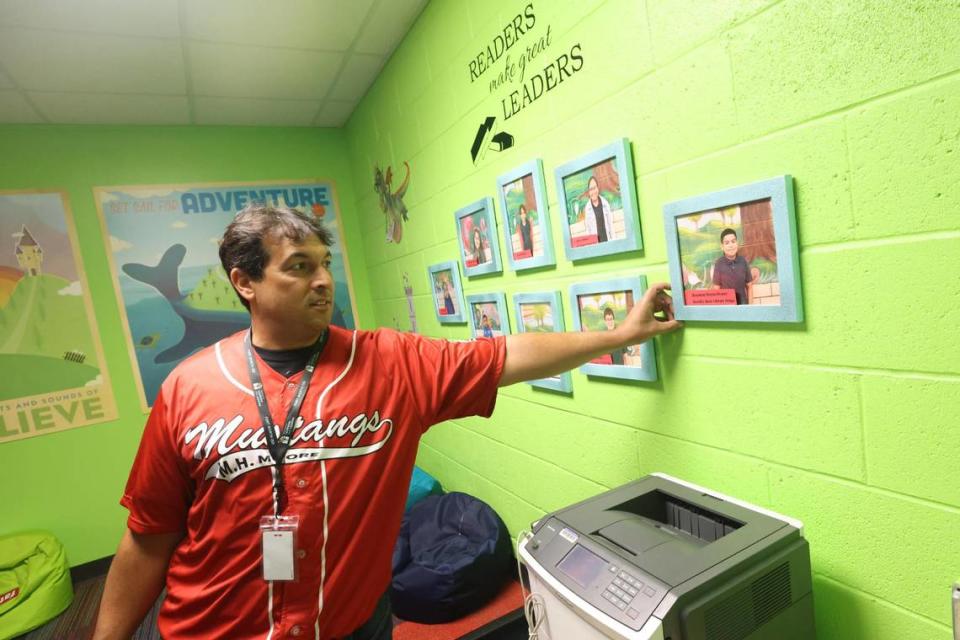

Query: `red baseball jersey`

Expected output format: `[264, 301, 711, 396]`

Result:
[122, 326, 506, 639]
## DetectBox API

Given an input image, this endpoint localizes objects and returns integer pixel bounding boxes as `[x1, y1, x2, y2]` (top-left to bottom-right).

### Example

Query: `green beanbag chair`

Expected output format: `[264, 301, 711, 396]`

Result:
[0, 531, 74, 640]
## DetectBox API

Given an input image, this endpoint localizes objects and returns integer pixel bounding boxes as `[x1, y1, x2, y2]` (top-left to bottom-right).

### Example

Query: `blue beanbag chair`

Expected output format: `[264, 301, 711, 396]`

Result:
[404, 466, 443, 512]
[391, 492, 513, 623]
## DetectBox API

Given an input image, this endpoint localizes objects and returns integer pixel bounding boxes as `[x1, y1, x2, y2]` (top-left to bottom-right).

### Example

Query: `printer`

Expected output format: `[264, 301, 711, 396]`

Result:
[518, 473, 815, 640]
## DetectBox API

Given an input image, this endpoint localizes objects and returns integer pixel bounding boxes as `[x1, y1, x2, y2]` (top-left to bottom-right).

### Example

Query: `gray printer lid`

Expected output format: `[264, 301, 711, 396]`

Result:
[537, 475, 796, 587]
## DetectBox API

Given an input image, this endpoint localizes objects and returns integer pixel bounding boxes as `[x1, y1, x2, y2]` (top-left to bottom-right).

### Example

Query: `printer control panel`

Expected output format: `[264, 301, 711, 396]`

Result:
[526, 519, 666, 630]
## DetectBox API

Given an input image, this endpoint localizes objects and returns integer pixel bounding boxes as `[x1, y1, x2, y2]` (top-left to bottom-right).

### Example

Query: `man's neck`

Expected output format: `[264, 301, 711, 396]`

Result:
[250, 321, 324, 351]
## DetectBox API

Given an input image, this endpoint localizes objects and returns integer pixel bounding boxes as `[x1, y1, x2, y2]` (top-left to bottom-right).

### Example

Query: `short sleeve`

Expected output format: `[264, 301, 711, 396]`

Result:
[120, 388, 193, 534]
[392, 333, 506, 430]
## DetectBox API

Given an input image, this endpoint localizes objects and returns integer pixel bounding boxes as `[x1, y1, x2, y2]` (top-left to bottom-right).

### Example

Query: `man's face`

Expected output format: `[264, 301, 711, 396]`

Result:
[722, 233, 739, 259]
[604, 313, 616, 330]
[247, 234, 335, 333]
[588, 180, 600, 205]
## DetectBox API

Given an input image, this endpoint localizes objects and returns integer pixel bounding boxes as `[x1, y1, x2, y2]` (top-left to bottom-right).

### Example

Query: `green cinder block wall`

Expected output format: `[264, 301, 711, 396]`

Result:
[0, 125, 374, 565]
[344, 1, 960, 638]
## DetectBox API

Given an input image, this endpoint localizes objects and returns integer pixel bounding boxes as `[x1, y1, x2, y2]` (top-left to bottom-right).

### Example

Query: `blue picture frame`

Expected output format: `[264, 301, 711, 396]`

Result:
[496, 159, 556, 271]
[569, 276, 658, 382]
[555, 138, 642, 261]
[454, 197, 502, 277]
[512, 291, 572, 393]
[662, 175, 803, 323]
[466, 292, 511, 340]
[427, 261, 466, 324]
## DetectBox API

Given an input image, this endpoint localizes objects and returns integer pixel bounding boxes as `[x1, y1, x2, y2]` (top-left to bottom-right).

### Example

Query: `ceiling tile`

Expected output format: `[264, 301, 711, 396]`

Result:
[194, 96, 320, 126]
[185, 0, 375, 51]
[354, 0, 427, 55]
[329, 53, 385, 102]
[0, 0, 181, 38]
[29, 92, 190, 124]
[0, 90, 42, 122]
[189, 42, 342, 100]
[313, 100, 355, 127]
[0, 28, 185, 94]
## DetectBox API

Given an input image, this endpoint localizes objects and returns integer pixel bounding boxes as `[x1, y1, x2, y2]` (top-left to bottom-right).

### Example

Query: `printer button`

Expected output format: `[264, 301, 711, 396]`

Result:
[634, 580, 645, 590]
[627, 586, 638, 596]
[615, 600, 627, 610]
[609, 565, 619, 574]
[614, 578, 625, 588]
[644, 586, 656, 597]
[627, 608, 640, 619]
[619, 571, 628, 580]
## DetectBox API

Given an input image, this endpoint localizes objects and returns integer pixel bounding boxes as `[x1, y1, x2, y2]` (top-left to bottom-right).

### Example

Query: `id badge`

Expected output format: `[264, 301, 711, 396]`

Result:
[259, 515, 300, 582]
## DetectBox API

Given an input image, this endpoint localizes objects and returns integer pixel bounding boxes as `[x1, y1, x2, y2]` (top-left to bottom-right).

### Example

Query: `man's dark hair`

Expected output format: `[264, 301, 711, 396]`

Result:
[603, 307, 615, 319]
[219, 204, 334, 310]
[720, 228, 738, 242]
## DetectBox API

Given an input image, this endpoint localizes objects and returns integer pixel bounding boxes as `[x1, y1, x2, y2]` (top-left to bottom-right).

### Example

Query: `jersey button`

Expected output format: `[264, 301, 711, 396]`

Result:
[290, 624, 302, 636]
[297, 549, 307, 559]
[296, 478, 308, 489]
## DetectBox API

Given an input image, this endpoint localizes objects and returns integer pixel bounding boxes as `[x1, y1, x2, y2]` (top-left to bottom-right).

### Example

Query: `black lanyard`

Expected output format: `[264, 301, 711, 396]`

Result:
[244, 329, 327, 510]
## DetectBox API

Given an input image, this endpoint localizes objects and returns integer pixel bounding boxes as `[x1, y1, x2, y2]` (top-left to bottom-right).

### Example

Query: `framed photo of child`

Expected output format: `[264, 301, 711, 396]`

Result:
[663, 175, 803, 323]
[555, 138, 643, 261]
[454, 197, 502, 277]
[512, 291, 572, 393]
[569, 277, 658, 382]
[496, 159, 556, 271]
[427, 261, 466, 324]
[466, 292, 510, 341]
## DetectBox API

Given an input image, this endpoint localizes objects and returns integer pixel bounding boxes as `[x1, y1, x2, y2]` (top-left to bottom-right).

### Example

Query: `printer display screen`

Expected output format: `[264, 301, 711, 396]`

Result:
[557, 544, 607, 588]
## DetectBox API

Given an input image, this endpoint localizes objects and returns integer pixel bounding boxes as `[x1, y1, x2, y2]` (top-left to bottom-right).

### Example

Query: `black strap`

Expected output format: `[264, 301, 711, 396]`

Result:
[244, 329, 327, 512]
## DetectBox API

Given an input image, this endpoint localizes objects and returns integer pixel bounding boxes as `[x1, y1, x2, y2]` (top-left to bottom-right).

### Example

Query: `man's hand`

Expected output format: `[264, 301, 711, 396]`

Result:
[499, 281, 683, 387]
[614, 282, 683, 345]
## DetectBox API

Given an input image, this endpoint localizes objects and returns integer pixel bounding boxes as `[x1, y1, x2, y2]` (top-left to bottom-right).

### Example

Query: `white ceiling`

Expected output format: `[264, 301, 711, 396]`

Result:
[0, 0, 426, 127]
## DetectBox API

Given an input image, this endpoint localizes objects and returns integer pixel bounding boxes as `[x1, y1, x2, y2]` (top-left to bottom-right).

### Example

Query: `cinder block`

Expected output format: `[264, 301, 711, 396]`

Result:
[424, 422, 608, 512]
[639, 357, 864, 479]
[679, 236, 960, 374]
[481, 395, 639, 489]
[769, 468, 960, 623]
[813, 575, 951, 640]
[863, 377, 960, 507]
[846, 76, 960, 240]
[646, 118, 854, 246]
[635, 430, 771, 507]
[727, 0, 960, 135]
[647, 0, 777, 65]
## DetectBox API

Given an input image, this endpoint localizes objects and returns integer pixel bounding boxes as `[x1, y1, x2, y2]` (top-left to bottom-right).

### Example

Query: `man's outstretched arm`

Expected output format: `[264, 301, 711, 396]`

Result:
[92, 528, 182, 640]
[499, 282, 682, 387]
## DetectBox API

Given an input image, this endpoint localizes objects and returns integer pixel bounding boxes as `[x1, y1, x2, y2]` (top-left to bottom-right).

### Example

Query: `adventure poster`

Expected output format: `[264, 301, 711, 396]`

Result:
[94, 180, 358, 411]
[0, 190, 117, 443]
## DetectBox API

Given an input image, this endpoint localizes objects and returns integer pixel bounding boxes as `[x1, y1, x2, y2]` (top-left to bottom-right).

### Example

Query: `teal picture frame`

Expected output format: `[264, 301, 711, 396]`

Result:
[569, 276, 658, 382]
[512, 291, 572, 393]
[496, 159, 556, 271]
[427, 261, 466, 324]
[662, 175, 803, 323]
[454, 197, 502, 277]
[466, 292, 510, 340]
[555, 138, 642, 261]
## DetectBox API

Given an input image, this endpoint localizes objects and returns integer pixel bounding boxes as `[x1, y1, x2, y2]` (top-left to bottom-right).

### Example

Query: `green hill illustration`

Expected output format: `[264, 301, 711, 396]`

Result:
[0, 273, 100, 401]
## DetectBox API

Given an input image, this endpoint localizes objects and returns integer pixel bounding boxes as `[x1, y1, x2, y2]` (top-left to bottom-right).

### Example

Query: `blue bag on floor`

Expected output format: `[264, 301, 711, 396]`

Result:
[391, 492, 512, 623]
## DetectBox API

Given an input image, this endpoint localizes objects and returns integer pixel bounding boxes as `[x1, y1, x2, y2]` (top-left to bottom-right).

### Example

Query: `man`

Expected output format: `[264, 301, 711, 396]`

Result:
[93, 205, 681, 640]
[711, 228, 753, 305]
[601, 306, 628, 365]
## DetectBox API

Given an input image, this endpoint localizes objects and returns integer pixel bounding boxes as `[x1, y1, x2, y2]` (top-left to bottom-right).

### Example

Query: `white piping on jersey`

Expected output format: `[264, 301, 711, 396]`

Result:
[314, 330, 358, 639]
[215, 339, 254, 396]
[265, 580, 275, 640]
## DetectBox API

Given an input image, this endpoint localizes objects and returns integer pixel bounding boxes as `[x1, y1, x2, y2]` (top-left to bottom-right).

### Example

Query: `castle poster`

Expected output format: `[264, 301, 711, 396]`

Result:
[94, 180, 358, 411]
[0, 191, 117, 443]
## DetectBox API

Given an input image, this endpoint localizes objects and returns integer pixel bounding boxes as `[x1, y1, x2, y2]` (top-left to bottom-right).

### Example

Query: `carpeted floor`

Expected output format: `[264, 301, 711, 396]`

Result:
[15, 575, 163, 640]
